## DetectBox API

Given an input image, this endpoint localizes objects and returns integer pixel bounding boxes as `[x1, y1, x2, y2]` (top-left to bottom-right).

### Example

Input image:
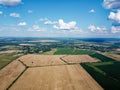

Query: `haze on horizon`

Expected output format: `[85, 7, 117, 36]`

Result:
[0, 0, 120, 38]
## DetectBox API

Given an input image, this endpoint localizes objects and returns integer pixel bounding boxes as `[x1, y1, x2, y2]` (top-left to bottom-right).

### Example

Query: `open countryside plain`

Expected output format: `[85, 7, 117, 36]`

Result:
[61, 55, 99, 64]
[19, 55, 66, 67]
[0, 55, 103, 90]
[0, 60, 25, 90]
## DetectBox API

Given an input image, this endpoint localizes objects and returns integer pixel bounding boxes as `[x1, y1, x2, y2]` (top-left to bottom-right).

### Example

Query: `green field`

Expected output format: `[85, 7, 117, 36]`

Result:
[54, 48, 95, 55]
[0, 53, 22, 70]
[90, 53, 115, 62]
[1, 47, 120, 89]
[81, 62, 120, 90]
[54, 48, 116, 62]
[54, 48, 120, 89]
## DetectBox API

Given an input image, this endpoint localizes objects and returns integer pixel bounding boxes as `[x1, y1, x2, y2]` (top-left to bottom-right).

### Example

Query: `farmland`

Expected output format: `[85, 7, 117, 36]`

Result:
[0, 60, 25, 90]
[0, 53, 22, 70]
[103, 52, 120, 61]
[81, 62, 120, 90]
[0, 37, 120, 90]
[0, 55, 103, 90]
[28, 40, 59, 43]
[10, 64, 102, 90]
[54, 48, 95, 55]
[54, 48, 120, 89]
[61, 55, 99, 64]
[19, 55, 66, 67]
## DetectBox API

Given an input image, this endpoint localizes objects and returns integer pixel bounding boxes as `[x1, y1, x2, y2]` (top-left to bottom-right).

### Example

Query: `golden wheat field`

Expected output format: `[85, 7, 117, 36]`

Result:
[0, 55, 103, 90]
[0, 60, 25, 90]
[19, 55, 66, 66]
[10, 64, 103, 90]
[62, 55, 98, 64]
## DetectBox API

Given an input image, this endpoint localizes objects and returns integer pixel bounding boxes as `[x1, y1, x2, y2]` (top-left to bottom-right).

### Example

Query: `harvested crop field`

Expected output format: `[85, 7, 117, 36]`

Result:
[10, 64, 103, 90]
[19, 55, 66, 67]
[28, 40, 59, 43]
[62, 55, 98, 64]
[0, 54, 103, 90]
[0, 60, 25, 90]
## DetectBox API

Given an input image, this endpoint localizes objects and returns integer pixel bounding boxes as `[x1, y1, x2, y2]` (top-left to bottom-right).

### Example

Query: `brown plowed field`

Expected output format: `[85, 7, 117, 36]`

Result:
[0, 60, 25, 90]
[10, 64, 103, 90]
[19, 55, 66, 66]
[62, 55, 98, 64]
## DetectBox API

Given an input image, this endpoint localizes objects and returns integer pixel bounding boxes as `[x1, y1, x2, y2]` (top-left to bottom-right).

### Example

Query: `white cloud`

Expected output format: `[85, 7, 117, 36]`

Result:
[53, 25, 59, 29]
[53, 19, 77, 30]
[39, 18, 57, 25]
[0, 11, 3, 14]
[111, 26, 120, 33]
[69, 29, 84, 34]
[39, 18, 48, 22]
[28, 10, 33, 13]
[44, 20, 57, 25]
[88, 25, 107, 32]
[89, 9, 95, 13]
[10, 13, 20, 18]
[88, 25, 96, 32]
[0, 0, 22, 6]
[18, 22, 27, 26]
[103, 0, 120, 9]
[33, 25, 40, 30]
[108, 10, 120, 24]
[39, 18, 84, 34]
[28, 25, 46, 31]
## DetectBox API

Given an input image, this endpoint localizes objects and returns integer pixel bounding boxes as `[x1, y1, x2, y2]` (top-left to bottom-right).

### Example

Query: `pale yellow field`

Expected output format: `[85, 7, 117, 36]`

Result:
[42, 48, 57, 55]
[10, 64, 103, 90]
[39, 40, 59, 42]
[0, 60, 25, 90]
[0, 55, 102, 90]
[28, 40, 59, 43]
[62, 55, 98, 64]
[19, 54, 66, 66]
[104, 53, 120, 61]
[0, 50, 22, 54]
[116, 48, 120, 51]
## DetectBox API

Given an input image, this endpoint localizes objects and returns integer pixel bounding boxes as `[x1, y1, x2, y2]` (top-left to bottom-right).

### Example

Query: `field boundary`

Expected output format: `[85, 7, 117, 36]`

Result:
[28, 63, 79, 68]
[0, 54, 23, 70]
[6, 60, 28, 90]
[60, 55, 69, 64]
[2, 54, 104, 90]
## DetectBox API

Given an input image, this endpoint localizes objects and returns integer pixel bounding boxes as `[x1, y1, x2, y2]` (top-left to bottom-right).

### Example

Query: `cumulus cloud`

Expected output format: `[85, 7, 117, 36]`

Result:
[39, 18, 57, 25]
[33, 25, 40, 30]
[18, 22, 27, 26]
[103, 0, 120, 9]
[69, 29, 85, 34]
[28, 10, 33, 13]
[28, 25, 46, 32]
[0, 0, 22, 6]
[88, 25, 107, 32]
[39, 18, 48, 22]
[111, 26, 120, 33]
[108, 10, 120, 24]
[44, 20, 57, 25]
[53, 19, 77, 30]
[10, 13, 20, 18]
[89, 9, 95, 13]
[0, 11, 3, 14]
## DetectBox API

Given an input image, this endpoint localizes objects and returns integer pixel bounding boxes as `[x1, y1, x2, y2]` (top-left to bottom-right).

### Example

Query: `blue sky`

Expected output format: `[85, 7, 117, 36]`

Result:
[0, 0, 120, 38]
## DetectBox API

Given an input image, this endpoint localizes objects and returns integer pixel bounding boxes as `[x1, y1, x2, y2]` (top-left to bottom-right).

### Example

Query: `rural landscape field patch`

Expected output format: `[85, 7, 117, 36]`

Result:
[10, 64, 103, 90]
[0, 60, 25, 90]
[0, 55, 103, 90]
[61, 55, 98, 64]
[19, 55, 66, 67]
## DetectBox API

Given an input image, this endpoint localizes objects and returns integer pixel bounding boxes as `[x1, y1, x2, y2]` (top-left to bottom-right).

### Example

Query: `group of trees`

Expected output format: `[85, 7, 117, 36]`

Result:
[22, 45, 51, 54]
